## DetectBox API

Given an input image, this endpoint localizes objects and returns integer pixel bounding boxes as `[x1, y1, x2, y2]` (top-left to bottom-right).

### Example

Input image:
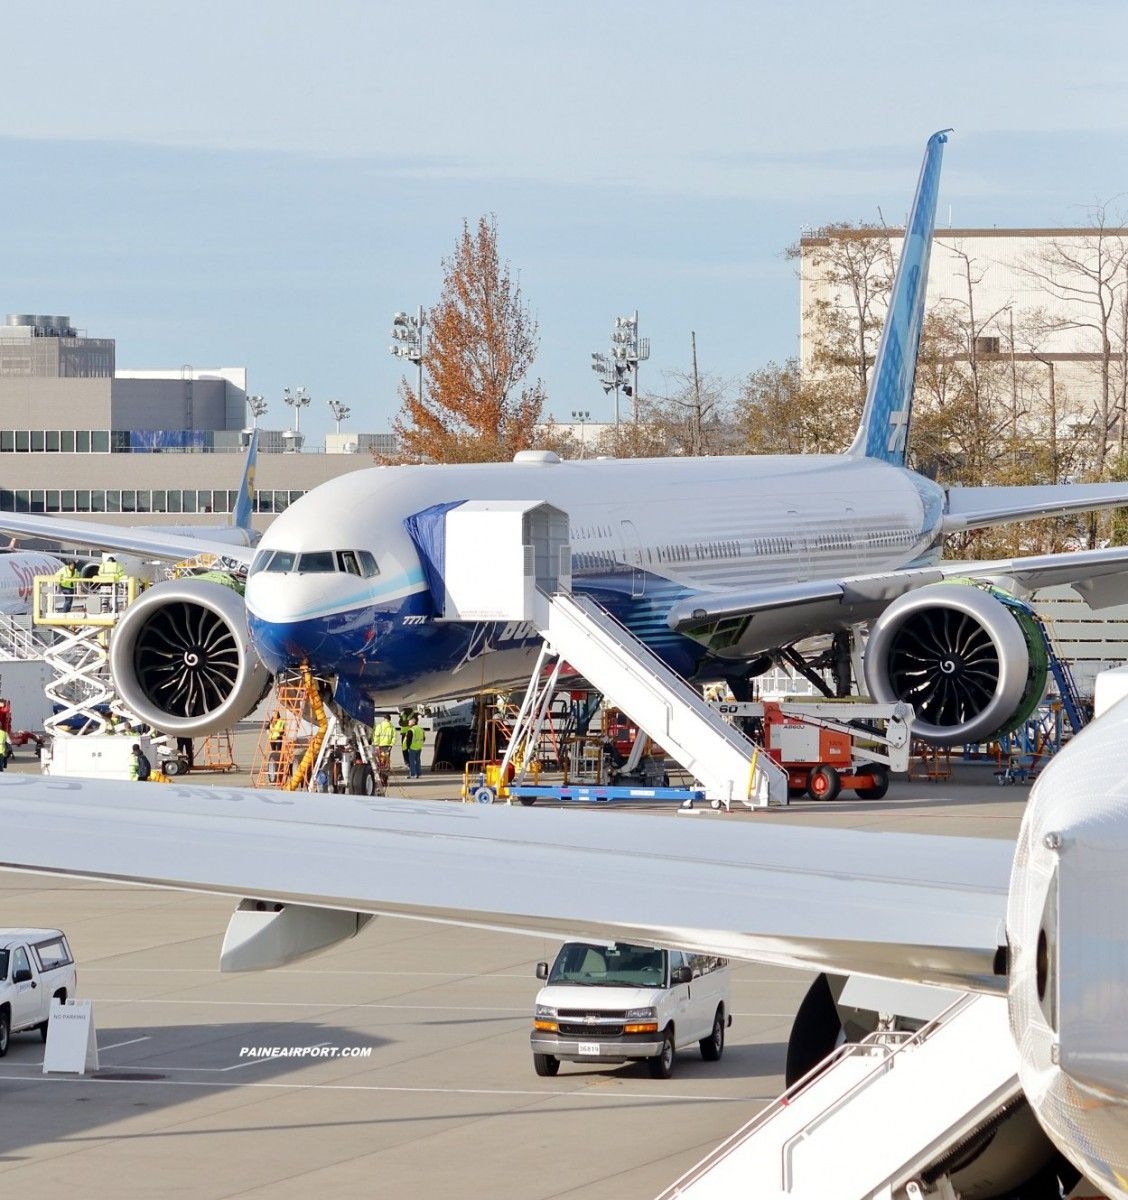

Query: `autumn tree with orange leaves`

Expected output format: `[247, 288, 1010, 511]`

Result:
[391, 216, 546, 463]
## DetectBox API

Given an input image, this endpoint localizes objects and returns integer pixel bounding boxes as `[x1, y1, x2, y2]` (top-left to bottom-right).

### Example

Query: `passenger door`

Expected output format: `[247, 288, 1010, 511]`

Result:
[9, 946, 40, 1030]
[668, 951, 694, 1045]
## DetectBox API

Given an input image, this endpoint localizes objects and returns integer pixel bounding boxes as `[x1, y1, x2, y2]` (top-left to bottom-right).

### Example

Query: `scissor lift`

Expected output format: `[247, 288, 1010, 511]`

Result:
[33, 573, 140, 736]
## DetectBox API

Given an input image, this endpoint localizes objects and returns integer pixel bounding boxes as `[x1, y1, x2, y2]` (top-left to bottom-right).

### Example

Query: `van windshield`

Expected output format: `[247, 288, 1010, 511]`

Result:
[548, 942, 666, 988]
[0, 949, 8, 981]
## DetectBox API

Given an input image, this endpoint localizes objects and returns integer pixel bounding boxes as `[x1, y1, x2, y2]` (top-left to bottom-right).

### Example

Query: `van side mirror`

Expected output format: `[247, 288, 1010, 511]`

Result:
[12, 967, 32, 984]
[535, 962, 549, 980]
[672, 965, 692, 985]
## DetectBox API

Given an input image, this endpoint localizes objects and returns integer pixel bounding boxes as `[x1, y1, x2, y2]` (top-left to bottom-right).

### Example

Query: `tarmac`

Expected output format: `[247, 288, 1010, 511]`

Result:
[0, 726, 1033, 1199]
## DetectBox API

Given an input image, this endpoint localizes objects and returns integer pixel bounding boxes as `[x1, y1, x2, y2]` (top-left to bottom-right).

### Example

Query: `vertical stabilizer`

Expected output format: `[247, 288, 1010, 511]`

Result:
[232, 429, 258, 533]
[846, 130, 951, 464]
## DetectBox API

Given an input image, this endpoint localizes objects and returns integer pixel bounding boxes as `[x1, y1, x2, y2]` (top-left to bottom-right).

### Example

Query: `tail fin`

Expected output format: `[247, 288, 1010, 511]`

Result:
[847, 129, 951, 464]
[232, 429, 258, 533]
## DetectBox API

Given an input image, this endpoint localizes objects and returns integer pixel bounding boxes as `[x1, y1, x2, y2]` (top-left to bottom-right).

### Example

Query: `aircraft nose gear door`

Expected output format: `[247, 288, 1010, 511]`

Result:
[620, 519, 645, 598]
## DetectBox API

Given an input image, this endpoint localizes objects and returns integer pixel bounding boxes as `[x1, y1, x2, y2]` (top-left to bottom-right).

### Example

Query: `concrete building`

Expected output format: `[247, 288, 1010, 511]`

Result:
[0, 314, 382, 532]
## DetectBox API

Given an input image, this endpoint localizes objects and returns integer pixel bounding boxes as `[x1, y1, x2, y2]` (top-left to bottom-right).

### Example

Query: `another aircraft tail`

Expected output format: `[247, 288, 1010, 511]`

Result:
[846, 129, 951, 465]
[232, 429, 258, 533]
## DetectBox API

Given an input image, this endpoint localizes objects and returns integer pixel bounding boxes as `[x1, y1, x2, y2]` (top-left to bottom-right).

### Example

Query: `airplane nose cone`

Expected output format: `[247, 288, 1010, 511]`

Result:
[247, 613, 325, 673]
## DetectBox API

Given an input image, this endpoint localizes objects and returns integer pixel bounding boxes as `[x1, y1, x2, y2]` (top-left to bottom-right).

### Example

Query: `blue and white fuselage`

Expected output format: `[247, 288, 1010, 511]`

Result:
[245, 453, 943, 719]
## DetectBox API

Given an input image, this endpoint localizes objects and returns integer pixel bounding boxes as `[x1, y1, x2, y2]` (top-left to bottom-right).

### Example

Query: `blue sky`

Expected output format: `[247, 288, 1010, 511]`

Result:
[3, 1, 1128, 444]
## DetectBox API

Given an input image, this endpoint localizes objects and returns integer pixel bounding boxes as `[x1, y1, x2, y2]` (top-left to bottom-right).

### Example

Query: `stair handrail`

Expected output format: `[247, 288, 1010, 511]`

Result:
[655, 991, 978, 1199]
[546, 590, 758, 751]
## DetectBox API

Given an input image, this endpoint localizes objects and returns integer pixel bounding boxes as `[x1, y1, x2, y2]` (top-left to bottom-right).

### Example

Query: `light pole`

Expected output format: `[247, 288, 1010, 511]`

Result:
[246, 394, 267, 428]
[390, 306, 425, 404]
[283, 386, 311, 435]
[590, 351, 625, 449]
[328, 400, 352, 434]
[610, 311, 650, 423]
[570, 408, 591, 458]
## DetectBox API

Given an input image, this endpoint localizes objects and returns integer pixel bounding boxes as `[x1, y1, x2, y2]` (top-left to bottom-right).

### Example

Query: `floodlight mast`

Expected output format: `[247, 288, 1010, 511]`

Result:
[570, 408, 591, 458]
[389, 305, 426, 407]
[592, 311, 648, 451]
[246, 394, 267, 428]
[611, 310, 649, 424]
[328, 400, 352, 434]
[282, 386, 311, 435]
[590, 351, 623, 451]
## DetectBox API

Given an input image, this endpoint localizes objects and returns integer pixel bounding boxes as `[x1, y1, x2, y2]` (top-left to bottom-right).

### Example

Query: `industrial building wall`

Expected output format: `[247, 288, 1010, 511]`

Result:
[110, 378, 228, 430]
[0, 450, 377, 533]
[1032, 584, 1128, 699]
[0, 377, 113, 429]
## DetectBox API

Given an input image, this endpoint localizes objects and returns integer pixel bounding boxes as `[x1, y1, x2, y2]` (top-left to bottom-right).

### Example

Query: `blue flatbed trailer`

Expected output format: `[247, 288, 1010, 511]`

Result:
[506, 783, 705, 805]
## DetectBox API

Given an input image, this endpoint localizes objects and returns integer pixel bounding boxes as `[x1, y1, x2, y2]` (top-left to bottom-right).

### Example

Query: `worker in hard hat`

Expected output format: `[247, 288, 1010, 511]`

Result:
[98, 554, 126, 582]
[54, 559, 79, 613]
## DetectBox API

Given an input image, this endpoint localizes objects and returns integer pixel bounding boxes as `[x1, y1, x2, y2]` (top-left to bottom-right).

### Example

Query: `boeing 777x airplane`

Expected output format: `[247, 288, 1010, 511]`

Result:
[2, 134, 1128, 748]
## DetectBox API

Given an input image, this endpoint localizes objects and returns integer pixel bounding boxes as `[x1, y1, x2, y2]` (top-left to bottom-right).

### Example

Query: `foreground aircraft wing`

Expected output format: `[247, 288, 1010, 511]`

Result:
[669, 545, 1128, 652]
[0, 774, 1010, 990]
[0, 512, 254, 566]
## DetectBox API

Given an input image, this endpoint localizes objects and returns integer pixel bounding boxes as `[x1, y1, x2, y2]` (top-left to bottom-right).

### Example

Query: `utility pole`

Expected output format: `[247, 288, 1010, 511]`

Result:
[690, 331, 703, 457]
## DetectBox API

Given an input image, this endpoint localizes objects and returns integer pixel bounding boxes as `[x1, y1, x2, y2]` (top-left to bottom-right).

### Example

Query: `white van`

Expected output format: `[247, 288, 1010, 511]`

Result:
[530, 940, 731, 1079]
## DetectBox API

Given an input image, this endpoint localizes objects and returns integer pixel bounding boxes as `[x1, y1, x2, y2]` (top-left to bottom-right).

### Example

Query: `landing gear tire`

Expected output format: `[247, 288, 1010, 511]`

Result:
[533, 1053, 560, 1077]
[700, 1007, 725, 1062]
[647, 1029, 675, 1079]
[854, 765, 890, 800]
[785, 973, 843, 1087]
[348, 763, 376, 796]
[807, 764, 841, 801]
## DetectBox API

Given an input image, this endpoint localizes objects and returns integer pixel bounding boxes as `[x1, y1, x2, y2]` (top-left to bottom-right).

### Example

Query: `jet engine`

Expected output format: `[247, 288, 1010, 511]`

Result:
[109, 579, 271, 737]
[863, 583, 1047, 745]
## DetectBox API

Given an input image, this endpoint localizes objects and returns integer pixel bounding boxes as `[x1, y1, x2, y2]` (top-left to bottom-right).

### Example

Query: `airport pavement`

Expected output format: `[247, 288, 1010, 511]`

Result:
[0, 730, 1033, 1199]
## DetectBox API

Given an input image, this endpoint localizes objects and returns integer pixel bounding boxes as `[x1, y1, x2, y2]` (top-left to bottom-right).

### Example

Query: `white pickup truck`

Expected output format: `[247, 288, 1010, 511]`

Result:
[0, 928, 76, 1055]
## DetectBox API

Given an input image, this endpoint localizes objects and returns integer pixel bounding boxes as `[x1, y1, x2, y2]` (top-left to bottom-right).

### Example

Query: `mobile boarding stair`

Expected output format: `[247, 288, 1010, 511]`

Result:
[531, 590, 787, 807]
[657, 993, 1021, 1200]
[417, 500, 788, 808]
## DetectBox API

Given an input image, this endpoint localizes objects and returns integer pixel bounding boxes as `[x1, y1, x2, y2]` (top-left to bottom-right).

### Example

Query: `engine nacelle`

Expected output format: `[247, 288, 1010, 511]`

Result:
[864, 583, 1047, 745]
[109, 579, 271, 737]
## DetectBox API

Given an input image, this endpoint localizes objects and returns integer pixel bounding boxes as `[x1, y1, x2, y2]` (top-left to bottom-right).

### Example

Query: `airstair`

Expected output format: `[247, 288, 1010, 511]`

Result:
[657, 993, 1021, 1200]
[431, 500, 788, 807]
[532, 591, 787, 806]
[0, 614, 53, 662]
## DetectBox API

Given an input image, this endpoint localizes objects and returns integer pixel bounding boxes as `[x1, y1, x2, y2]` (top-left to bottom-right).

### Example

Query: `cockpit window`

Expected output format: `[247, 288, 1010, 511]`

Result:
[264, 551, 296, 573]
[251, 549, 377, 576]
[297, 551, 337, 573]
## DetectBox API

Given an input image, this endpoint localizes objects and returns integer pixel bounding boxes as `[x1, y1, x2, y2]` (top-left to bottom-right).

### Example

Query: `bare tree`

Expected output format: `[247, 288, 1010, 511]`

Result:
[1020, 206, 1128, 478]
[790, 222, 895, 402]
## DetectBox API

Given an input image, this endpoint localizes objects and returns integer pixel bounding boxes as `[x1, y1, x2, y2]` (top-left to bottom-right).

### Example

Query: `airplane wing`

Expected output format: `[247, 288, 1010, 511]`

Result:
[668, 545, 1128, 653]
[943, 481, 1128, 532]
[0, 512, 254, 566]
[0, 773, 1011, 991]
